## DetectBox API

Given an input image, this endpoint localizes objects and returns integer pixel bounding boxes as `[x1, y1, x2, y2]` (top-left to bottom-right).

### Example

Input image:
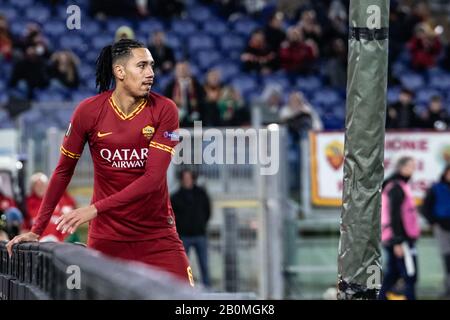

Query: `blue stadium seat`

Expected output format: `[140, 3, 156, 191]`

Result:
[187, 6, 213, 23]
[156, 74, 174, 93]
[106, 20, 133, 34]
[188, 34, 215, 52]
[387, 86, 401, 104]
[202, 19, 228, 36]
[138, 19, 164, 35]
[262, 73, 290, 90]
[79, 20, 102, 38]
[232, 18, 259, 36]
[231, 75, 258, 96]
[59, 35, 86, 53]
[296, 76, 322, 94]
[55, 108, 75, 126]
[25, 6, 50, 24]
[78, 65, 95, 83]
[213, 62, 240, 83]
[21, 109, 43, 125]
[42, 19, 67, 38]
[0, 6, 18, 20]
[195, 50, 222, 71]
[92, 34, 113, 51]
[220, 33, 246, 51]
[35, 90, 66, 102]
[171, 20, 198, 37]
[429, 74, 450, 91]
[416, 88, 441, 105]
[9, 20, 28, 37]
[399, 73, 424, 91]
[165, 32, 182, 50]
[312, 88, 342, 108]
[70, 90, 96, 103]
[12, 0, 34, 9]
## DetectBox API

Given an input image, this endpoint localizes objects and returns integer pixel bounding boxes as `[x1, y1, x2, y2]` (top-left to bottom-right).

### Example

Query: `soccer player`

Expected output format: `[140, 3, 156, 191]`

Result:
[6, 39, 194, 287]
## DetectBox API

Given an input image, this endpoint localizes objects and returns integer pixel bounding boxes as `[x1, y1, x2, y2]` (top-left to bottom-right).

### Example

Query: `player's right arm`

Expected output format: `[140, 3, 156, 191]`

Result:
[6, 101, 89, 256]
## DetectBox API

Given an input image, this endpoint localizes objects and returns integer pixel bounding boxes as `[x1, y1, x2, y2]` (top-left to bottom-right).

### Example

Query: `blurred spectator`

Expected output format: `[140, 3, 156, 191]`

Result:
[325, 38, 347, 88]
[202, 69, 223, 126]
[147, 0, 185, 18]
[279, 91, 323, 134]
[264, 11, 286, 51]
[171, 169, 211, 288]
[422, 165, 450, 299]
[326, 0, 348, 42]
[91, 0, 149, 18]
[277, 0, 306, 20]
[0, 188, 16, 211]
[147, 31, 175, 75]
[25, 172, 76, 242]
[407, 23, 442, 71]
[297, 9, 322, 46]
[386, 88, 421, 129]
[217, 86, 249, 126]
[279, 27, 318, 74]
[260, 83, 284, 124]
[0, 14, 13, 61]
[0, 208, 23, 241]
[421, 95, 449, 130]
[114, 25, 135, 42]
[380, 156, 420, 300]
[241, 29, 276, 74]
[48, 51, 80, 89]
[9, 23, 51, 98]
[164, 61, 205, 127]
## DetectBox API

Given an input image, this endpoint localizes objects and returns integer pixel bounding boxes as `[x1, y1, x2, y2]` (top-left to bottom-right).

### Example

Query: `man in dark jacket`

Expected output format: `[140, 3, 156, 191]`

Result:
[171, 169, 211, 287]
[422, 164, 450, 299]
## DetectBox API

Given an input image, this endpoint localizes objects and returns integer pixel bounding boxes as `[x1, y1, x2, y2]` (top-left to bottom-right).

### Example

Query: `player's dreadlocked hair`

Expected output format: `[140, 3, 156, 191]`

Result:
[95, 39, 146, 93]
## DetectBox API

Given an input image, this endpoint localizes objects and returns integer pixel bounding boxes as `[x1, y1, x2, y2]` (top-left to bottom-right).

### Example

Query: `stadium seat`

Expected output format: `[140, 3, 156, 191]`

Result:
[232, 18, 260, 36]
[220, 33, 246, 51]
[188, 34, 215, 52]
[415, 88, 441, 105]
[261, 73, 291, 90]
[138, 19, 164, 35]
[231, 75, 258, 96]
[312, 88, 342, 108]
[0, 6, 18, 20]
[187, 6, 213, 23]
[25, 6, 50, 24]
[79, 20, 102, 38]
[59, 35, 87, 53]
[42, 19, 67, 38]
[429, 74, 450, 91]
[387, 86, 401, 104]
[195, 50, 222, 71]
[296, 76, 322, 95]
[92, 34, 113, 51]
[11, 0, 34, 9]
[171, 20, 198, 37]
[399, 72, 424, 91]
[213, 62, 240, 83]
[201, 19, 229, 36]
[162, 32, 180, 51]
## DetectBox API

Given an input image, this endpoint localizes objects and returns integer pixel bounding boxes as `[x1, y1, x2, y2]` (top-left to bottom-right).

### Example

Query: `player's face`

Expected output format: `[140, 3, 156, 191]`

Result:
[123, 48, 155, 98]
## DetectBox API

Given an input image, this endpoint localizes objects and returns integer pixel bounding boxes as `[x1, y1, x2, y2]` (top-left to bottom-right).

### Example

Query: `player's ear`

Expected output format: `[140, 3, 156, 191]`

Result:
[113, 63, 125, 81]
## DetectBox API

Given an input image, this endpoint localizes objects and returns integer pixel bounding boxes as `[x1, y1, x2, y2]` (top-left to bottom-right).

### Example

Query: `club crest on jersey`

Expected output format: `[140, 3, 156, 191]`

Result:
[142, 125, 155, 140]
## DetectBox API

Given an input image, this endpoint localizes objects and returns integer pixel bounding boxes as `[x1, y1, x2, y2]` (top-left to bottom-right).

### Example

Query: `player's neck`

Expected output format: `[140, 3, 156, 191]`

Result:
[111, 89, 146, 116]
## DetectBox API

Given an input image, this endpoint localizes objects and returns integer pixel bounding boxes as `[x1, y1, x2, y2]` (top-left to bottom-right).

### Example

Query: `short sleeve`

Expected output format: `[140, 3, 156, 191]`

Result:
[149, 99, 180, 156]
[60, 103, 88, 160]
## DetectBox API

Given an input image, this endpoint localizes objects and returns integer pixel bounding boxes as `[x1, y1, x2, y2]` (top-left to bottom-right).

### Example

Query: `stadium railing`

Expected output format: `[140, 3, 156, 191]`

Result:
[0, 241, 198, 300]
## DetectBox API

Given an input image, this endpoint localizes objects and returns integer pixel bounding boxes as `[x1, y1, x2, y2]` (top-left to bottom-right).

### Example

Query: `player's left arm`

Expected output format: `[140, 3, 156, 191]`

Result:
[56, 100, 180, 234]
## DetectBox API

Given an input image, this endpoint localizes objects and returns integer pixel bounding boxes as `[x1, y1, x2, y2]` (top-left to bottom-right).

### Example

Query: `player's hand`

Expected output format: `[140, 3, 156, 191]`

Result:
[56, 205, 98, 235]
[393, 244, 404, 258]
[6, 232, 39, 257]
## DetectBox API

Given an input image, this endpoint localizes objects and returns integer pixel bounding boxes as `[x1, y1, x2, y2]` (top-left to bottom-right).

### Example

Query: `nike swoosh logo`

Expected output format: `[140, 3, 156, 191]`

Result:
[97, 132, 113, 138]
